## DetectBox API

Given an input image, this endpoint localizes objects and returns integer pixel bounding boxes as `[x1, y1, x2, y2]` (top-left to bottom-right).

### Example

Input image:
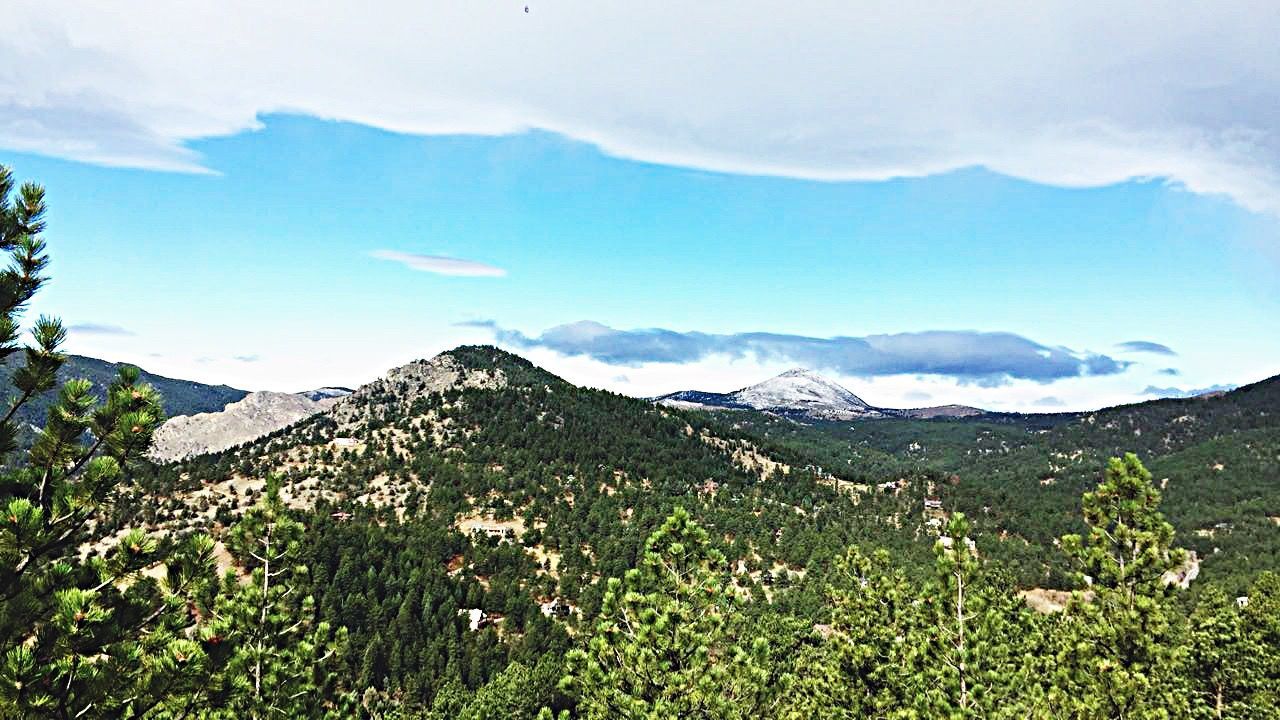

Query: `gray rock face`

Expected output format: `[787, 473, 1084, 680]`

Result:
[150, 390, 343, 461]
[328, 353, 507, 431]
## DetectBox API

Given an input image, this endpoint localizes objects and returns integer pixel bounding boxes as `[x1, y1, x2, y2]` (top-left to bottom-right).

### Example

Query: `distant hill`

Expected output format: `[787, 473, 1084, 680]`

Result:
[123, 346, 1280, 711]
[296, 386, 355, 402]
[0, 353, 248, 429]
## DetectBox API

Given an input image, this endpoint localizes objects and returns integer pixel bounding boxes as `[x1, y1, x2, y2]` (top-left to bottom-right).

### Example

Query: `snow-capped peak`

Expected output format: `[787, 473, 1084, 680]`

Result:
[728, 368, 880, 419]
[295, 386, 354, 402]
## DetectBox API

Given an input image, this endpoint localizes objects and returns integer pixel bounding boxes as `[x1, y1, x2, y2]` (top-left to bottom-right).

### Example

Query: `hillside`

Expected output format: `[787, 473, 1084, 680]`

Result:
[133, 345, 1280, 598]
[130, 346, 933, 703]
[143, 349, 1280, 594]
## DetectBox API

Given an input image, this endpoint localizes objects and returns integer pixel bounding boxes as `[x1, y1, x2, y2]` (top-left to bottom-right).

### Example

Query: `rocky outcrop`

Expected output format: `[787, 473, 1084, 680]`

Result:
[150, 390, 346, 461]
[328, 352, 507, 431]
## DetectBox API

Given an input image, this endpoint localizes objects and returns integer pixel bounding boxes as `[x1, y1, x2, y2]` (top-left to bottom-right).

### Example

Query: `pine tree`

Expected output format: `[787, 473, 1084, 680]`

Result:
[911, 513, 1047, 719]
[562, 507, 774, 719]
[1054, 453, 1190, 719]
[780, 546, 916, 719]
[199, 478, 347, 718]
[0, 165, 219, 719]
[1186, 586, 1267, 719]
[1235, 572, 1280, 715]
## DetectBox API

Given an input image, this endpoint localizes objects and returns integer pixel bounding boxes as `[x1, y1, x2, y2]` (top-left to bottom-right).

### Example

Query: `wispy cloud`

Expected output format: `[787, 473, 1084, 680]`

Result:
[1142, 384, 1237, 399]
[371, 250, 506, 277]
[67, 323, 134, 336]
[463, 320, 1131, 385]
[1116, 341, 1177, 356]
[233, 354, 261, 363]
[1157, 367, 1181, 376]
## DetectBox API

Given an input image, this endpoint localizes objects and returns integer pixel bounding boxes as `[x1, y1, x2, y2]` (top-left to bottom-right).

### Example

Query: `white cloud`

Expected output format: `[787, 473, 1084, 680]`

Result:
[5, 2, 1280, 213]
[67, 322, 133, 336]
[371, 250, 507, 277]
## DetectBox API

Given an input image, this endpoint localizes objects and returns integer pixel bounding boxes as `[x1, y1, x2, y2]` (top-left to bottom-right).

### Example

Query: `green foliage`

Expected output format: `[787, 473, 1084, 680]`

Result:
[1052, 454, 1190, 719]
[0, 165, 219, 719]
[779, 546, 916, 718]
[907, 514, 1046, 718]
[563, 507, 777, 719]
[199, 479, 347, 719]
[1185, 586, 1272, 718]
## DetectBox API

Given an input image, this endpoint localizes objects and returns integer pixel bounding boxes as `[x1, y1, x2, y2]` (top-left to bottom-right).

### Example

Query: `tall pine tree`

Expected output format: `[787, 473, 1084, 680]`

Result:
[1054, 453, 1190, 719]
[0, 164, 219, 719]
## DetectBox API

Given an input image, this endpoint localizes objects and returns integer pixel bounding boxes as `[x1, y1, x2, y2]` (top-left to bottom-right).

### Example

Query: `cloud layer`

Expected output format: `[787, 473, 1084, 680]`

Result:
[372, 250, 506, 277]
[5, 2, 1280, 213]
[465, 320, 1129, 385]
[1116, 340, 1177, 355]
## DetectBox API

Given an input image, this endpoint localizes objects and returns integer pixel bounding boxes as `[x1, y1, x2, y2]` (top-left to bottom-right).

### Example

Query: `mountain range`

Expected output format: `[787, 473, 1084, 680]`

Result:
[112, 345, 1277, 596]
[112, 343, 1280, 717]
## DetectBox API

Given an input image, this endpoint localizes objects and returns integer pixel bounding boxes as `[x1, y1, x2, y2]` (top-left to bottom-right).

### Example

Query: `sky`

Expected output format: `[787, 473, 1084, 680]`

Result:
[2, 2, 1279, 411]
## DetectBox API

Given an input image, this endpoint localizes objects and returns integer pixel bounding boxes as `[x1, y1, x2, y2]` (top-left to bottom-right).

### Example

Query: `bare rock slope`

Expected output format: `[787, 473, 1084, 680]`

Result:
[328, 351, 508, 431]
[150, 390, 348, 461]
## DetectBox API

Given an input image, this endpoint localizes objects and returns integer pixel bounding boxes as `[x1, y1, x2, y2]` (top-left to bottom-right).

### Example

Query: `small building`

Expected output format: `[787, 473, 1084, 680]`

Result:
[475, 525, 517, 542]
[459, 608, 486, 631]
[540, 599, 575, 618]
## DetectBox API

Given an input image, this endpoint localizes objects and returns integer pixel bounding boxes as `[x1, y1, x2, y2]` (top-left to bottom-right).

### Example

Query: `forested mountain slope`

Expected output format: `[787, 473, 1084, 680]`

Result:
[138, 346, 931, 702]
[709, 372, 1280, 591]
[1, 353, 247, 428]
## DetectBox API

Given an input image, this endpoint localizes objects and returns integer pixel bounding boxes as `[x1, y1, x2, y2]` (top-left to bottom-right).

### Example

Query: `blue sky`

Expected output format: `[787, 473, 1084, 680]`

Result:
[4, 3, 1279, 410]
[3, 114, 1276, 410]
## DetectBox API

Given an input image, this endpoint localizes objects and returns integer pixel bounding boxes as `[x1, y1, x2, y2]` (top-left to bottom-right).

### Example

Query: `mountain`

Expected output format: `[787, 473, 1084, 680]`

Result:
[150, 388, 350, 461]
[655, 367, 983, 420]
[706, 369, 1280, 593]
[0, 353, 247, 430]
